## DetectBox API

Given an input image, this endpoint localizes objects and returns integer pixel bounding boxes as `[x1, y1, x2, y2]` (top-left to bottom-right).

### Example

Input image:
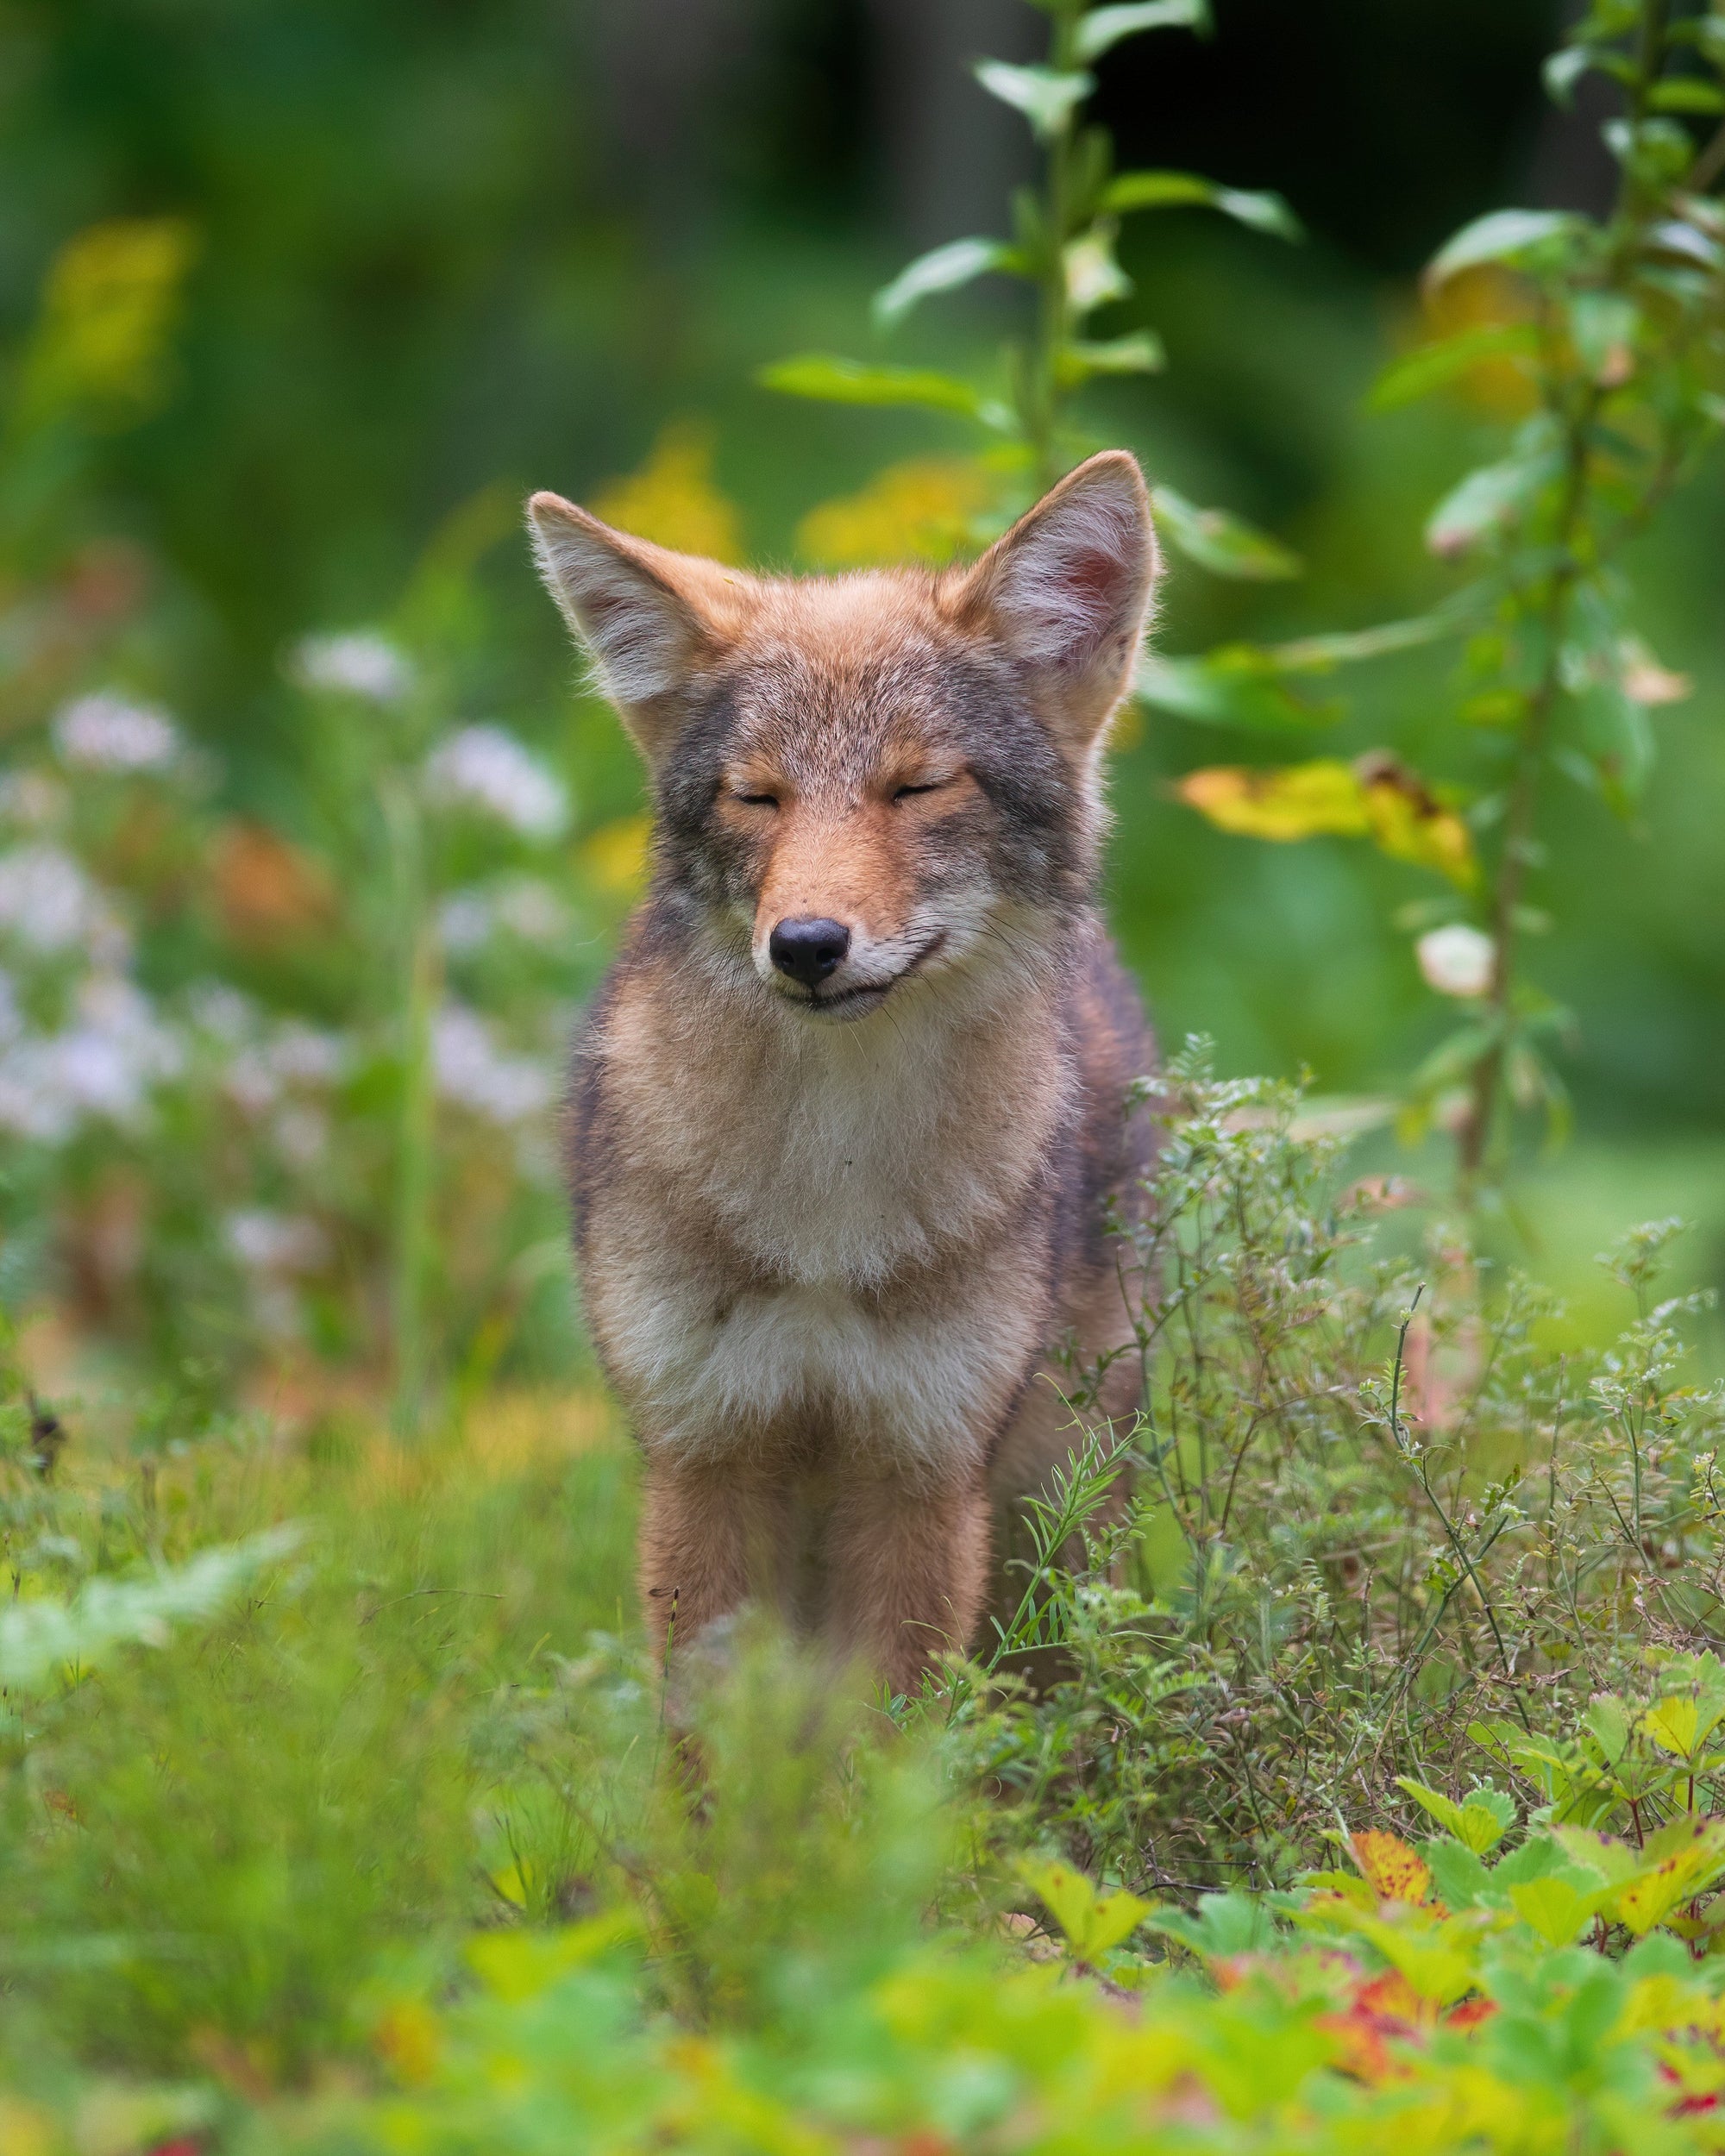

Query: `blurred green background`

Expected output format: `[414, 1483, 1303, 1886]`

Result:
[3, 0, 1722, 1369]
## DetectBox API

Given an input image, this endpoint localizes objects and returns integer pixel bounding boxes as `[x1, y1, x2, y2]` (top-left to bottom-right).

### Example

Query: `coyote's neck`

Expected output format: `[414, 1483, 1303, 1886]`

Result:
[604, 924, 1076, 1290]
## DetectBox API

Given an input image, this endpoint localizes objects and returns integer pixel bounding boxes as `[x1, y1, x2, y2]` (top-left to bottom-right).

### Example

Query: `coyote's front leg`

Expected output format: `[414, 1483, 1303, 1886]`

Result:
[637, 1456, 791, 1661]
[825, 1462, 991, 1696]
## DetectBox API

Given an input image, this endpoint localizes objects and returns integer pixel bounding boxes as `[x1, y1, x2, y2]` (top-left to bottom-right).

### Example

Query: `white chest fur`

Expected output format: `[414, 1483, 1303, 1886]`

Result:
[586, 961, 1070, 1466]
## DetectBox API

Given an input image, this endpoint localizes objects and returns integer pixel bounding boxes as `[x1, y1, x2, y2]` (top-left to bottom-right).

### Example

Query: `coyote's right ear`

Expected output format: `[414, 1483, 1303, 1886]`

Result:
[527, 492, 754, 761]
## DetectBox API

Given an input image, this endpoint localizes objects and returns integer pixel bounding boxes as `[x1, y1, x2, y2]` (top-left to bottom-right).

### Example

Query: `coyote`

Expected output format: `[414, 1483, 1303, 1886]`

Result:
[529, 450, 1159, 1694]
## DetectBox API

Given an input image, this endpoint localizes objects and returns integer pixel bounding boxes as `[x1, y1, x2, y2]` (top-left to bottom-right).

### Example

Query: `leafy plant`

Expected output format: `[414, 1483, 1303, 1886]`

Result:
[760, 0, 1300, 577]
[1168, 0, 1725, 1195]
[931, 1046, 1725, 1896]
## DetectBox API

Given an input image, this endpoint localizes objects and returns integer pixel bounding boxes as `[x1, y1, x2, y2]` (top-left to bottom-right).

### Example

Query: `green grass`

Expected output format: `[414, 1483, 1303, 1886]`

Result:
[0, 1395, 640, 2083]
[6, 1072, 1725, 2151]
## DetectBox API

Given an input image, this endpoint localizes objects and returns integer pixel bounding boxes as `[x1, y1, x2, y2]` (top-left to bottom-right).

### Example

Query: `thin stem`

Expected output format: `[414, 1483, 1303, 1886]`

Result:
[1690, 117, 1725, 193]
[384, 774, 440, 1438]
[1455, 388, 1596, 1193]
[1456, 0, 1677, 1196]
[1024, 0, 1082, 487]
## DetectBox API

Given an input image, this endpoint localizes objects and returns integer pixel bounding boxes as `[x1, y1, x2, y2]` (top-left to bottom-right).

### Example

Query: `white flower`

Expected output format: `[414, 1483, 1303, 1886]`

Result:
[291, 630, 413, 704]
[188, 981, 255, 1043]
[494, 877, 572, 943]
[0, 1040, 72, 1142]
[436, 889, 494, 956]
[0, 968, 17, 1044]
[53, 692, 179, 774]
[0, 975, 184, 1143]
[269, 1022, 349, 1086]
[423, 726, 568, 841]
[0, 843, 126, 959]
[223, 1019, 350, 1116]
[225, 1209, 329, 1275]
[1416, 924, 1496, 1000]
[58, 975, 185, 1114]
[272, 1104, 329, 1169]
[432, 1002, 555, 1125]
[436, 876, 572, 956]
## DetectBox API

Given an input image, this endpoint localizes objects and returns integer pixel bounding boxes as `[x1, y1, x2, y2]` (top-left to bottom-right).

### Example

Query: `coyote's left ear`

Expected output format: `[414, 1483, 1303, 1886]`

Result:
[527, 492, 756, 764]
[952, 450, 1159, 753]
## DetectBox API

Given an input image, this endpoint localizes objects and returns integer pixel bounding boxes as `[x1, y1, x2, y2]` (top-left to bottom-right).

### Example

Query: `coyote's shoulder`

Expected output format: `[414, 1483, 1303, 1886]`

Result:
[531, 451, 1160, 1689]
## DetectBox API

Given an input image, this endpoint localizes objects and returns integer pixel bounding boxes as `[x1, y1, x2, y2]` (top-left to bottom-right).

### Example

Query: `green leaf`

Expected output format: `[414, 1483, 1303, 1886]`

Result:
[1566, 290, 1639, 379]
[1063, 230, 1132, 314]
[1135, 650, 1341, 730]
[1058, 331, 1166, 381]
[1075, 0, 1211, 63]
[1346, 1910, 1478, 2008]
[1573, 680, 1656, 816]
[1650, 77, 1725, 114]
[1396, 1776, 1514, 1852]
[755, 354, 995, 423]
[1251, 605, 1478, 674]
[973, 60, 1095, 140]
[1425, 208, 1582, 288]
[1019, 1857, 1151, 1960]
[0, 1526, 302, 1692]
[1145, 1889, 1274, 1960]
[1421, 1839, 1494, 1911]
[1552, 1825, 1641, 1887]
[1267, 615, 1476, 674]
[1425, 449, 1559, 559]
[1370, 323, 1539, 411]
[1543, 46, 1596, 106]
[1493, 1834, 1567, 1887]
[1102, 170, 1302, 241]
[1151, 483, 1302, 580]
[1458, 1787, 1517, 1851]
[872, 238, 1019, 333]
[1509, 1875, 1600, 1946]
[1396, 1777, 1469, 1841]
[1647, 217, 1724, 270]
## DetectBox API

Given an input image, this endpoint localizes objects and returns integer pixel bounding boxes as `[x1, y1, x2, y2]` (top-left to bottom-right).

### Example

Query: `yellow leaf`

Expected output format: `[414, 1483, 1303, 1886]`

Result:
[580, 813, 652, 900]
[1180, 755, 1476, 887]
[373, 1998, 441, 2085]
[466, 1911, 638, 2000]
[1357, 753, 1478, 888]
[1646, 1695, 1702, 1758]
[0, 2099, 55, 2156]
[796, 457, 994, 568]
[1612, 1823, 1725, 1934]
[590, 420, 743, 565]
[22, 216, 198, 427]
[488, 1859, 530, 1910]
[1421, 264, 1540, 417]
[1176, 759, 1368, 842]
[1349, 1829, 1431, 1905]
[1019, 1855, 1150, 1961]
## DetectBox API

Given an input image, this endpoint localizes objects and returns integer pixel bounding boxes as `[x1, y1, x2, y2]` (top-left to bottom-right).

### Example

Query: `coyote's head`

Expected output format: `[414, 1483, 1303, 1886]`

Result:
[529, 452, 1159, 1021]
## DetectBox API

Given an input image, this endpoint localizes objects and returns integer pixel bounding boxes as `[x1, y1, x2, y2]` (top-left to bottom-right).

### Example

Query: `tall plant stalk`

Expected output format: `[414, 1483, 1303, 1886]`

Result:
[383, 774, 439, 1437]
[1456, 0, 1710, 1193]
[1157, 0, 1725, 1205]
[761, 0, 1305, 579]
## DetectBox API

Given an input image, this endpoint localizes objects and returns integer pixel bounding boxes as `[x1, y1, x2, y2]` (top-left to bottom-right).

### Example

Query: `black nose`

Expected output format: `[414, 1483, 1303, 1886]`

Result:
[768, 916, 850, 987]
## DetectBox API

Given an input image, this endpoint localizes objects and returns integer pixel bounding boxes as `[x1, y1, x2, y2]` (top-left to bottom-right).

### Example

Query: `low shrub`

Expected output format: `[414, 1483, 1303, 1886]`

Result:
[3, 1060, 1725, 2151]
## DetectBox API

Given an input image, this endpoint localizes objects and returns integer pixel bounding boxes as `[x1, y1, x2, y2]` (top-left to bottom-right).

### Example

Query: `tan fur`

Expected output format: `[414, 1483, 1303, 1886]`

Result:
[530, 453, 1161, 1695]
